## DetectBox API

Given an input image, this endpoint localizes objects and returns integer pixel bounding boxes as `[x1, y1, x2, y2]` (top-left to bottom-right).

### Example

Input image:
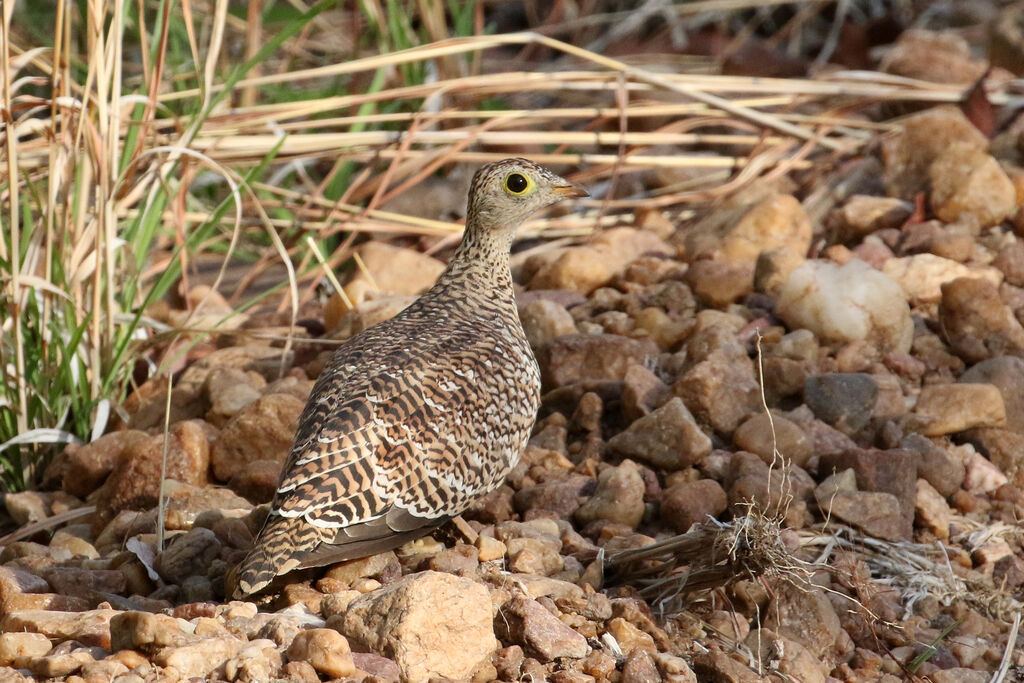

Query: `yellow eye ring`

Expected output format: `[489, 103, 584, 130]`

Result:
[504, 172, 535, 196]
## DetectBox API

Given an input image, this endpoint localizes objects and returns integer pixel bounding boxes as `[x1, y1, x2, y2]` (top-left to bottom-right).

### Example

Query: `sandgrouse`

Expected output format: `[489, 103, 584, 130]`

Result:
[231, 159, 587, 597]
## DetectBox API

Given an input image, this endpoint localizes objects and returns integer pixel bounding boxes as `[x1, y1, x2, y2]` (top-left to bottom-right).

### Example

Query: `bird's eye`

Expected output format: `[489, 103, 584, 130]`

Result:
[504, 172, 532, 196]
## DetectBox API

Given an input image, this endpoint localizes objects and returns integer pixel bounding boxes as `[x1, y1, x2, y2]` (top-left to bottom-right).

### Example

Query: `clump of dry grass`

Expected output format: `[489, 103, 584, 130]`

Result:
[604, 506, 805, 617]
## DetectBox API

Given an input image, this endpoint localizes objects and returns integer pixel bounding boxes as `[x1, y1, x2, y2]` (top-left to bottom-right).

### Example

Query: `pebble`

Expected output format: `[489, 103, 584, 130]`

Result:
[519, 298, 577, 350]
[340, 241, 445, 311]
[607, 397, 711, 471]
[777, 259, 913, 354]
[529, 228, 671, 295]
[960, 356, 1024, 434]
[495, 595, 589, 662]
[0, 632, 51, 667]
[928, 145, 1016, 228]
[881, 254, 1002, 305]
[915, 479, 952, 539]
[285, 629, 355, 679]
[733, 413, 812, 467]
[674, 350, 761, 436]
[912, 383, 1007, 436]
[829, 195, 913, 242]
[210, 393, 305, 482]
[939, 277, 1024, 363]
[880, 105, 987, 198]
[804, 373, 878, 435]
[574, 460, 646, 529]
[539, 334, 659, 388]
[659, 479, 727, 532]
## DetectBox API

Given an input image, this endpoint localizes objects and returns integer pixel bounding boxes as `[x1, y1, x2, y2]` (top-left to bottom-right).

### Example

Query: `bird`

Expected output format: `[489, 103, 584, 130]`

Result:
[230, 158, 588, 597]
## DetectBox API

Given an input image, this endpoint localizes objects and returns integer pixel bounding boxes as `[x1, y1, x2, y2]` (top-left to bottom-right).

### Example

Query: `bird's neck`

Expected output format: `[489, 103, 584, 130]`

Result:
[433, 222, 517, 303]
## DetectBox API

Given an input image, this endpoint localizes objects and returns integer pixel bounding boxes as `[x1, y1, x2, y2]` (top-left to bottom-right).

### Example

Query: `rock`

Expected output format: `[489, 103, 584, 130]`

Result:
[803, 373, 878, 435]
[204, 367, 263, 427]
[674, 351, 761, 436]
[900, 434, 965, 497]
[210, 393, 304, 482]
[110, 611, 197, 651]
[495, 595, 589, 662]
[940, 277, 1024, 363]
[962, 446, 1009, 493]
[754, 247, 806, 295]
[48, 530, 98, 559]
[0, 609, 117, 649]
[915, 479, 952, 539]
[225, 639, 282, 682]
[821, 448, 917, 527]
[92, 420, 211, 533]
[816, 474, 908, 541]
[41, 567, 126, 601]
[660, 479, 727, 532]
[880, 105, 988, 199]
[529, 228, 671, 295]
[122, 376, 208, 431]
[929, 145, 1017, 228]
[607, 617, 656, 654]
[228, 458, 284, 504]
[155, 527, 222, 584]
[911, 383, 1006, 436]
[0, 632, 51, 667]
[340, 241, 445, 310]
[881, 255, 1002, 305]
[519, 299, 576, 350]
[733, 413, 812, 467]
[692, 646, 763, 682]
[608, 398, 711, 471]
[621, 364, 672, 422]
[285, 629, 355, 679]
[778, 259, 913, 354]
[60, 430, 149, 498]
[506, 537, 563, 576]
[762, 582, 852, 666]
[829, 195, 914, 242]
[993, 241, 1024, 287]
[721, 194, 811, 263]
[881, 29, 988, 84]
[745, 629, 827, 683]
[338, 571, 495, 683]
[475, 536, 507, 562]
[960, 356, 1024, 434]
[324, 551, 400, 585]
[574, 460, 646, 529]
[539, 334, 659, 389]
[179, 344, 294, 388]
[161, 480, 252, 530]
[154, 635, 246, 678]
[685, 259, 754, 308]
[513, 475, 592, 518]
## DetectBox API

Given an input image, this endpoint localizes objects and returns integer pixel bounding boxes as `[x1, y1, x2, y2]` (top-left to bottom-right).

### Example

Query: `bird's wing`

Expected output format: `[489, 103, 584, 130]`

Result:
[235, 320, 521, 592]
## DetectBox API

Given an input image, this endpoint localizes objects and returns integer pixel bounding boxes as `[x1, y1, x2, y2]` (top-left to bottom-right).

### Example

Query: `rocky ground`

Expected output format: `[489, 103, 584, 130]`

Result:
[8, 14, 1024, 683]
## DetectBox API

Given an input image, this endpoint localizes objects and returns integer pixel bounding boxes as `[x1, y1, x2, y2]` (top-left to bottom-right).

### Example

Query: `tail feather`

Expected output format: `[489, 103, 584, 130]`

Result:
[230, 515, 322, 599]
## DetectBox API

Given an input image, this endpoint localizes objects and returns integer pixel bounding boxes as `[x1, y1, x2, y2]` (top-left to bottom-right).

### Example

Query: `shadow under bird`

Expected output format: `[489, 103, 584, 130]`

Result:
[229, 158, 588, 598]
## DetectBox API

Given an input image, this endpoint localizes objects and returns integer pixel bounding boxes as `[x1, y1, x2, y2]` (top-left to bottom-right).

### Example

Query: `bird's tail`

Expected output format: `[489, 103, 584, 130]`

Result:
[228, 514, 322, 599]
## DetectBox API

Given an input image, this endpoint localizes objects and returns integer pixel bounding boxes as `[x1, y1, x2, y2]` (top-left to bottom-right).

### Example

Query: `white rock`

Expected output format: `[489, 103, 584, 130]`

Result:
[777, 259, 913, 354]
[881, 254, 1002, 305]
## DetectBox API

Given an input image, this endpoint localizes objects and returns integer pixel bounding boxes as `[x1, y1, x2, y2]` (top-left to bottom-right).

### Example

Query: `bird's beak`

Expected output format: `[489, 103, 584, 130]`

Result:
[552, 183, 589, 199]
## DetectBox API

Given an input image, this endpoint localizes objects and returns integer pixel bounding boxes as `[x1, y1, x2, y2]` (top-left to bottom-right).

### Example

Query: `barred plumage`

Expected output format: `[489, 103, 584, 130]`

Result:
[231, 159, 587, 597]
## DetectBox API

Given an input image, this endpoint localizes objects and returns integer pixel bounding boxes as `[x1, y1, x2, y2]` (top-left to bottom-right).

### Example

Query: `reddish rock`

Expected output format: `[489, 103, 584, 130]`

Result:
[92, 420, 211, 533]
[660, 479, 728, 532]
[60, 431, 149, 498]
[539, 334, 659, 389]
[495, 595, 589, 662]
[210, 393, 304, 482]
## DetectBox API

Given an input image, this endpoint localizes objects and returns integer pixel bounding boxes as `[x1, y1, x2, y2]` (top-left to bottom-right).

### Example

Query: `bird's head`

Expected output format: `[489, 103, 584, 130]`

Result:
[465, 158, 588, 235]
